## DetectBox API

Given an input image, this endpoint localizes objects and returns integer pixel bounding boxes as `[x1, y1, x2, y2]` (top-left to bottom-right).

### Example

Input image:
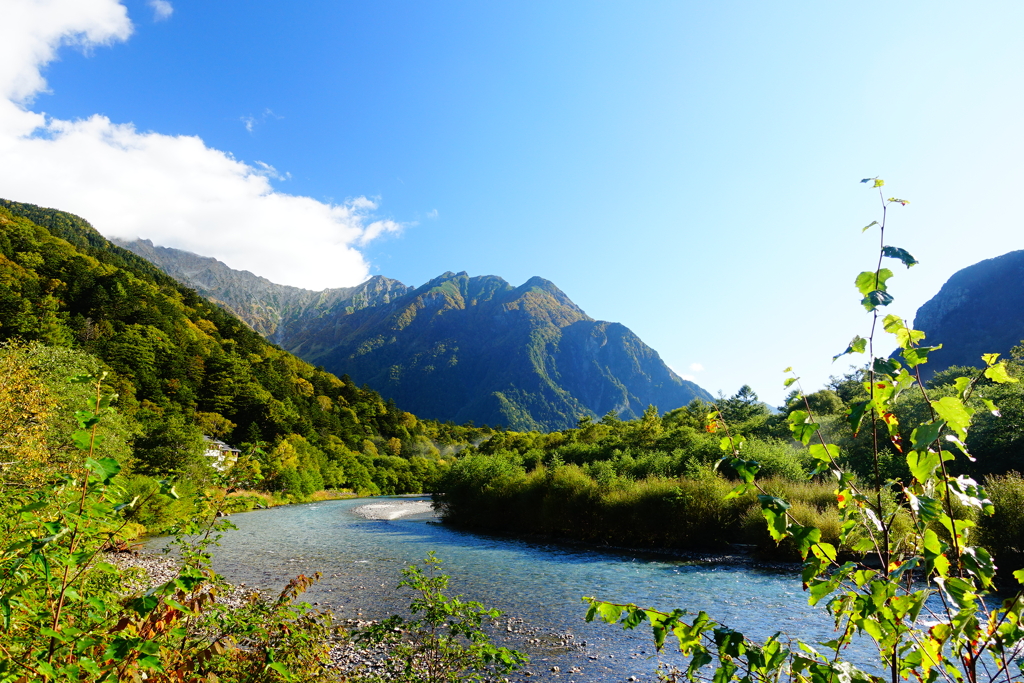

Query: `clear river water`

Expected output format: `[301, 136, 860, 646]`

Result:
[146, 496, 873, 682]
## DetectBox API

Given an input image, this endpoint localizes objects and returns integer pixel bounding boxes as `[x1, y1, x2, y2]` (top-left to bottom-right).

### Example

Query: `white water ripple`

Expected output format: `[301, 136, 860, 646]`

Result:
[351, 500, 434, 520]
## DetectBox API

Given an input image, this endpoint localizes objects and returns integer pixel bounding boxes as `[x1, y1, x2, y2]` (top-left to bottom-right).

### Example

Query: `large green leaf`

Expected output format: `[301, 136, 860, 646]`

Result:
[788, 410, 819, 445]
[910, 422, 944, 452]
[847, 401, 869, 434]
[86, 457, 121, 484]
[71, 430, 93, 451]
[811, 542, 838, 564]
[687, 649, 713, 674]
[790, 525, 821, 560]
[932, 397, 973, 441]
[862, 289, 894, 311]
[907, 449, 941, 483]
[596, 602, 623, 624]
[883, 315, 927, 348]
[808, 576, 839, 606]
[936, 577, 977, 611]
[961, 547, 995, 588]
[902, 345, 940, 368]
[908, 493, 944, 525]
[759, 495, 791, 541]
[881, 245, 918, 268]
[74, 410, 100, 430]
[713, 627, 747, 658]
[833, 336, 867, 361]
[855, 269, 893, 297]
[984, 361, 1018, 384]
[872, 357, 900, 376]
[808, 443, 840, 475]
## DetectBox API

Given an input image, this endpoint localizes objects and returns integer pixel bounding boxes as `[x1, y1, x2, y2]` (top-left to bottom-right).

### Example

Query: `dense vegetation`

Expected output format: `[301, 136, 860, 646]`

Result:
[0, 200, 490, 532]
[8, 183, 1024, 681]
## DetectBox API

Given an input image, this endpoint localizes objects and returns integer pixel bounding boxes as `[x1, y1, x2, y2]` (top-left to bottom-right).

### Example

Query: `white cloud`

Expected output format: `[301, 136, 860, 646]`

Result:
[426, 208, 438, 219]
[0, 0, 401, 291]
[147, 0, 173, 22]
[0, 0, 132, 106]
[241, 108, 282, 134]
[357, 217, 403, 246]
[689, 362, 704, 372]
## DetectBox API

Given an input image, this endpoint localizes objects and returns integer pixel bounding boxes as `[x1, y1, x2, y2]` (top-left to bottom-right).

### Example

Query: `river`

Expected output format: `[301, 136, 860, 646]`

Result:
[146, 496, 869, 682]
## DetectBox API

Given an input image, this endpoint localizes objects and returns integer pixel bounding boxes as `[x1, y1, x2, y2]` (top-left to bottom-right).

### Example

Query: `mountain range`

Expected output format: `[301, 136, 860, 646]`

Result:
[115, 239, 711, 430]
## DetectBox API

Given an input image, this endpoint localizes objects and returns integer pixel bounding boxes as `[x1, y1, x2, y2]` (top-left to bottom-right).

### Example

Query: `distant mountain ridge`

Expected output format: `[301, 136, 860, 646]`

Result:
[911, 250, 1024, 378]
[116, 239, 711, 430]
[115, 239, 410, 345]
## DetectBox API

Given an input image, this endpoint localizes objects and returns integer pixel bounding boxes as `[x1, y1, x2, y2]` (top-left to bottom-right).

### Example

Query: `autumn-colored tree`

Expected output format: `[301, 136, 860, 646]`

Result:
[0, 342, 55, 485]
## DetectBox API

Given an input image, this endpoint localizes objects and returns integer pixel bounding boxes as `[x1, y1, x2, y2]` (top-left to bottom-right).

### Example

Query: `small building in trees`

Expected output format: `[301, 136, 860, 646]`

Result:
[202, 436, 240, 471]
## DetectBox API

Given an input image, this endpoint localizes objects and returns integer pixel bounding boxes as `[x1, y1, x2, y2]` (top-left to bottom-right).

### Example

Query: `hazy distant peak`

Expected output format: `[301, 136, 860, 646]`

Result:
[114, 238, 410, 339]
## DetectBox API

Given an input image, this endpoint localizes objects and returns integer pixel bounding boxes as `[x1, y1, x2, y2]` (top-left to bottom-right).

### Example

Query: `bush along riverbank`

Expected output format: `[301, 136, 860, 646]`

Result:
[434, 437, 1024, 569]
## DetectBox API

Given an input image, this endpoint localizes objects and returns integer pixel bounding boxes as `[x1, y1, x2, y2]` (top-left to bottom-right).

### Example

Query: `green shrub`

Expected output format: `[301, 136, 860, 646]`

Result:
[120, 474, 200, 534]
[740, 438, 808, 480]
[977, 472, 1024, 569]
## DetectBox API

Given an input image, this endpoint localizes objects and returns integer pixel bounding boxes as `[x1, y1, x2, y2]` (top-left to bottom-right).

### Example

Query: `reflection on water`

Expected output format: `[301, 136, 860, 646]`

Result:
[146, 497, 872, 682]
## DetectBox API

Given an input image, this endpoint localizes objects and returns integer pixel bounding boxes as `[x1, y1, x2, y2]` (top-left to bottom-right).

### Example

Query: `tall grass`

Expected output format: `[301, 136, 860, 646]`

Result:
[438, 457, 1024, 563]
[977, 472, 1024, 572]
[436, 458, 840, 557]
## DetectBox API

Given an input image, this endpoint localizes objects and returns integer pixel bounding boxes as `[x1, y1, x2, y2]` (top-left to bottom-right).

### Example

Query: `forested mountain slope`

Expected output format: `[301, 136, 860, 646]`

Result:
[116, 240, 712, 431]
[289, 271, 712, 430]
[0, 198, 470, 496]
[911, 250, 1024, 378]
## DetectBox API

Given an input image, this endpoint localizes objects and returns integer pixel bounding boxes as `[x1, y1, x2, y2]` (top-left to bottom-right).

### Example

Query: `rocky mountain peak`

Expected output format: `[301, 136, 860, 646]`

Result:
[117, 240, 711, 430]
[911, 250, 1024, 378]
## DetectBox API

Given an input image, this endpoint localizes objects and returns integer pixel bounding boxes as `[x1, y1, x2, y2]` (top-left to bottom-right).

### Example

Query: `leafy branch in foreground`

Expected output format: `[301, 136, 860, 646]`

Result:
[585, 179, 1024, 683]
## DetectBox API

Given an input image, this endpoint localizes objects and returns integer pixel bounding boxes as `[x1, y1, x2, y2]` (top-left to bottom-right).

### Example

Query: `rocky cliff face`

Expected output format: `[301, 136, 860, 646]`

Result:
[118, 242, 712, 430]
[912, 250, 1024, 378]
[113, 239, 410, 344]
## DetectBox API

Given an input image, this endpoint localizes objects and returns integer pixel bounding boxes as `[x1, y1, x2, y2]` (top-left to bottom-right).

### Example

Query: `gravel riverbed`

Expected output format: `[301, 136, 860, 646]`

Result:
[105, 550, 587, 681]
[105, 550, 395, 676]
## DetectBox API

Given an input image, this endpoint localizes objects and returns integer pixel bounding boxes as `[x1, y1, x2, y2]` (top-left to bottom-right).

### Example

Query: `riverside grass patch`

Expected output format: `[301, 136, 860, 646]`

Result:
[437, 455, 850, 557]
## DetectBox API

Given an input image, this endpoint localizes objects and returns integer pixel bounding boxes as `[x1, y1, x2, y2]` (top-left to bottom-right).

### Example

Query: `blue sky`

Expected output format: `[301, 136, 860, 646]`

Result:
[3, 0, 1024, 406]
